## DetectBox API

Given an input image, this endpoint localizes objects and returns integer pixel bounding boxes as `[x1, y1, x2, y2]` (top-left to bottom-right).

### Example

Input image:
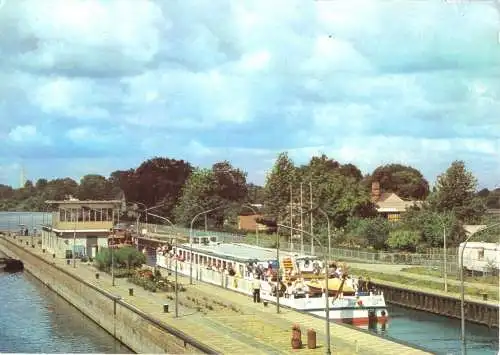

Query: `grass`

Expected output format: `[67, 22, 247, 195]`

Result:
[349, 267, 499, 301]
[401, 266, 499, 286]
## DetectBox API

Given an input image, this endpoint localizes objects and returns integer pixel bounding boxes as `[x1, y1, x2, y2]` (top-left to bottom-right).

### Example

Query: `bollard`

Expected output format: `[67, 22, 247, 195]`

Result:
[129, 288, 134, 296]
[307, 328, 316, 349]
[52, 253, 56, 259]
[95, 273, 100, 279]
[66, 259, 71, 265]
[42, 249, 46, 253]
[31, 244, 35, 248]
[26, 241, 29, 246]
[482, 293, 488, 301]
[163, 304, 169, 313]
[291, 324, 302, 349]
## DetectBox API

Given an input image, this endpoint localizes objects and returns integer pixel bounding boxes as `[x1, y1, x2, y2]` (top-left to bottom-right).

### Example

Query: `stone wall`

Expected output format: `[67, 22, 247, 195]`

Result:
[0, 237, 216, 354]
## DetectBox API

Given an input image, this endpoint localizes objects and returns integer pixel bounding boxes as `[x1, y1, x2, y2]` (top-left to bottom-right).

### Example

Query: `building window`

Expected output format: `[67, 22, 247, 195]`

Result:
[478, 248, 485, 260]
[59, 209, 66, 222]
[387, 213, 400, 221]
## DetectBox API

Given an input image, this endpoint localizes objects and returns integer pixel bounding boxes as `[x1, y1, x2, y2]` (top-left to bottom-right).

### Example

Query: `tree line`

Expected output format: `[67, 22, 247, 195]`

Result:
[0, 155, 497, 251]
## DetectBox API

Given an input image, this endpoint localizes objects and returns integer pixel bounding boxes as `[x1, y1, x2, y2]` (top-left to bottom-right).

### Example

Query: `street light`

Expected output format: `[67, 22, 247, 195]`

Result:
[459, 222, 500, 355]
[131, 202, 168, 235]
[146, 212, 180, 318]
[436, 213, 450, 292]
[189, 202, 210, 232]
[189, 205, 226, 284]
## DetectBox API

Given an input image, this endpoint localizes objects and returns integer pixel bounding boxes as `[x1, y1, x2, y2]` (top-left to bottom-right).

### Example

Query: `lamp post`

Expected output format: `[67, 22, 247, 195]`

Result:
[72, 211, 77, 268]
[132, 202, 168, 235]
[146, 212, 179, 318]
[277, 223, 331, 355]
[436, 213, 450, 293]
[189, 205, 226, 284]
[315, 208, 331, 262]
[189, 202, 210, 233]
[459, 222, 500, 355]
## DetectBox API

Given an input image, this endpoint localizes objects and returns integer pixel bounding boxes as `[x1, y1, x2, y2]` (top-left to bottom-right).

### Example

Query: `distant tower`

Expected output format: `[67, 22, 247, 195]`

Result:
[20, 165, 26, 188]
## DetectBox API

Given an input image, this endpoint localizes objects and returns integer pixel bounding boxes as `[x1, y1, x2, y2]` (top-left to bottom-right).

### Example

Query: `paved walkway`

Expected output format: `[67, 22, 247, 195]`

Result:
[2, 236, 430, 355]
[348, 263, 499, 304]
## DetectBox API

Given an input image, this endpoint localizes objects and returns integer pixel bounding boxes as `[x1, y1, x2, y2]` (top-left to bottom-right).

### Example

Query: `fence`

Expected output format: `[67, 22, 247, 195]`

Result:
[142, 223, 475, 277]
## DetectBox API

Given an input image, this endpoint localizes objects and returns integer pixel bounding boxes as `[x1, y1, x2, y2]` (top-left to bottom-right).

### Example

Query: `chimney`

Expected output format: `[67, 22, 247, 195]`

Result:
[371, 181, 381, 203]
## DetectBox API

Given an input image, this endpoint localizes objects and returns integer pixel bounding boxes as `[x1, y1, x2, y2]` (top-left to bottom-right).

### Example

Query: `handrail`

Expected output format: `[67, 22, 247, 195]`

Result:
[0, 236, 219, 354]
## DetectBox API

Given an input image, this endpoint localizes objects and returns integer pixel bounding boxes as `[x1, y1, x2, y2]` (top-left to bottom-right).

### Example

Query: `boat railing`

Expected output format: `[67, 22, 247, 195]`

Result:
[155, 255, 384, 301]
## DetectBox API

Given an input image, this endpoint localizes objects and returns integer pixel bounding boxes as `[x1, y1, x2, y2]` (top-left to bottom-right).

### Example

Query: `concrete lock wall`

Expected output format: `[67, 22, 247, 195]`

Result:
[0, 238, 214, 354]
[374, 282, 499, 329]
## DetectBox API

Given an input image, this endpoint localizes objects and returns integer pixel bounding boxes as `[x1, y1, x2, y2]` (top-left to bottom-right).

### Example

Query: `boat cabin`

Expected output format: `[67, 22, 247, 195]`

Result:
[157, 236, 304, 279]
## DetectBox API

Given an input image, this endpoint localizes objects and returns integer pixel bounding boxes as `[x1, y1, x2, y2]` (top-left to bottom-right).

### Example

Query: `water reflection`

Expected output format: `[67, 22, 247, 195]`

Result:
[0, 271, 132, 354]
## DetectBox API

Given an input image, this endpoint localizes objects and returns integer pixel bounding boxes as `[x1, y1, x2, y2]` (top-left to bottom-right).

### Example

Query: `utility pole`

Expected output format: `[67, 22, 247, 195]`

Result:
[290, 185, 293, 252]
[309, 181, 314, 255]
[443, 225, 448, 293]
[300, 183, 304, 254]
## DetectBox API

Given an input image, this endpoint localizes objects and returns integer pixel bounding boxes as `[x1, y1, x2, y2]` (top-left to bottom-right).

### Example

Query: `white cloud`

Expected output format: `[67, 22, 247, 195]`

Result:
[0, 0, 498, 188]
[8, 125, 51, 145]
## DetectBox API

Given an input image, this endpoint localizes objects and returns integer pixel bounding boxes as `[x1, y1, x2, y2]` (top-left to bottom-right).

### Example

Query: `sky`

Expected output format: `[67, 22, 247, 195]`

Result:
[0, 0, 499, 189]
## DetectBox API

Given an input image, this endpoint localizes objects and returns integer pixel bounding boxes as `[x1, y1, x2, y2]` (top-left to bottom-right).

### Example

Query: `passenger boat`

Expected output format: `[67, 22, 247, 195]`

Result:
[155, 236, 389, 328]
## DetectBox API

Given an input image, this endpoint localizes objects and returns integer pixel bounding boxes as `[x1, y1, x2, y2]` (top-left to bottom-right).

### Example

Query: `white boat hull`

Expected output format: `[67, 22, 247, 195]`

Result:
[156, 255, 389, 328]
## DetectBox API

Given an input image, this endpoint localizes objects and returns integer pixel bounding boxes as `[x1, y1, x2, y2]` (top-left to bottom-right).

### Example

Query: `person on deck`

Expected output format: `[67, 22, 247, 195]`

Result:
[252, 278, 261, 303]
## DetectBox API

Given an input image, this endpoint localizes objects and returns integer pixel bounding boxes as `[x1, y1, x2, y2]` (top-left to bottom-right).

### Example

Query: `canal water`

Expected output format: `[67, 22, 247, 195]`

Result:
[0, 259, 132, 353]
[378, 305, 498, 355]
[1, 212, 498, 354]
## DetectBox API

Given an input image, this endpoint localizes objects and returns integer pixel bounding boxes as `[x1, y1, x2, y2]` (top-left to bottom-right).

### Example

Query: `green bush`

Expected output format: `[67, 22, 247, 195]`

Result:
[94, 247, 146, 271]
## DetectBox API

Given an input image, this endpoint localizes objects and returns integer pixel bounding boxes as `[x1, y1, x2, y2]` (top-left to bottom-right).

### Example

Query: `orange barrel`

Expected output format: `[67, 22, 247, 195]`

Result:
[307, 328, 316, 349]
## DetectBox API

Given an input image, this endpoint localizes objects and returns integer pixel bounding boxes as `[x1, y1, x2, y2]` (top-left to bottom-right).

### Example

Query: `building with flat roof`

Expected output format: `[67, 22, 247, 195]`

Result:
[41, 198, 122, 258]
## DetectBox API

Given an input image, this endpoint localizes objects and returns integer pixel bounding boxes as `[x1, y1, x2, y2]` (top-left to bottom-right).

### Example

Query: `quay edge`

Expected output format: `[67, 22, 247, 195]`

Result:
[0, 236, 216, 354]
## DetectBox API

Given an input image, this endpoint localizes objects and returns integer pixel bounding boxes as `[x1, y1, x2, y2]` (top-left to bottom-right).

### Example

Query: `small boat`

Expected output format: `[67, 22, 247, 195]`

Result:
[305, 278, 355, 296]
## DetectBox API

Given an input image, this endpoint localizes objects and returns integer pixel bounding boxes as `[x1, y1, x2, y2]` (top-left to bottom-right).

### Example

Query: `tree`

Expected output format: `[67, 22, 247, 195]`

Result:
[431, 160, 486, 224]
[263, 152, 297, 218]
[78, 174, 112, 200]
[344, 217, 390, 250]
[45, 178, 79, 200]
[35, 178, 48, 191]
[246, 183, 265, 204]
[133, 157, 193, 216]
[109, 169, 136, 201]
[387, 229, 421, 252]
[400, 208, 464, 248]
[338, 163, 363, 182]
[366, 164, 430, 200]
[299, 154, 375, 233]
[0, 184, 14, 199]
[173, 162, 248, 228]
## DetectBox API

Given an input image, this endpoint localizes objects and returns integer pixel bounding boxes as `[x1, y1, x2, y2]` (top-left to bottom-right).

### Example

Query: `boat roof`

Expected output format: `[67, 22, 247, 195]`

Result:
[179, 242, 314, 264]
